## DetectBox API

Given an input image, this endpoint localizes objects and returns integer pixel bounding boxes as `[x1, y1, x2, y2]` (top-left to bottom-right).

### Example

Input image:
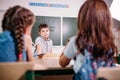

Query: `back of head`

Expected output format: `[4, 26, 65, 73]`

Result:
[1, 5, 35, 60]
[2, 5, 35, 31]
[76, 0, 117, 57]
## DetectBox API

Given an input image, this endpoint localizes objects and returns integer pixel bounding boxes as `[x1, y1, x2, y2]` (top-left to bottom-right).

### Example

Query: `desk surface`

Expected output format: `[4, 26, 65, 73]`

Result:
[33, 53, 73, 70]
[29, 54, 74, 78]
[0, 62, 34, 80]
[97, 67, 120, 80]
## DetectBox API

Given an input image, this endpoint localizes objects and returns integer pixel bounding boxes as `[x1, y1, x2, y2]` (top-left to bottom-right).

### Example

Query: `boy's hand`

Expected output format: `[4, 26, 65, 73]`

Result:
[38, 54, 44, 58]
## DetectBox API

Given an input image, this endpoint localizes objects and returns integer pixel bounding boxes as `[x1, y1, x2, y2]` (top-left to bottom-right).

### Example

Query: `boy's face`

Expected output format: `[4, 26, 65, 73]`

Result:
[39, 28, 50, 39]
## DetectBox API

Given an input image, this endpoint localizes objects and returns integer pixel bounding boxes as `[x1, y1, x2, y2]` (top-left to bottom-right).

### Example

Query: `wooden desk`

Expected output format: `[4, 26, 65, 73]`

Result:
[0, 62, 34, 80]
[26, 54, 74, 80]
[97, 67, 120, 80]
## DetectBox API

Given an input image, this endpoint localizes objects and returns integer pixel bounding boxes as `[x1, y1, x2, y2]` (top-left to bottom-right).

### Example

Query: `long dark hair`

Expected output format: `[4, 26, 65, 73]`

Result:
[2, 5, 35, 60]
[76, 0, 118, 58]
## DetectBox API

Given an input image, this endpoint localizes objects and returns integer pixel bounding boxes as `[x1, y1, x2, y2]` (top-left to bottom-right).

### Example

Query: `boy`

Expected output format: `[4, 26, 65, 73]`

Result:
[35, 23, 53, 58]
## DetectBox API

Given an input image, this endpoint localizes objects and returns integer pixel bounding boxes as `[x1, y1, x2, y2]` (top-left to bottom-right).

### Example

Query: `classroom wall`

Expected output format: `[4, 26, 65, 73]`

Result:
[0, 0, 120, 30]
[0, 0, 85, 28]
[0, 0, 120, 54]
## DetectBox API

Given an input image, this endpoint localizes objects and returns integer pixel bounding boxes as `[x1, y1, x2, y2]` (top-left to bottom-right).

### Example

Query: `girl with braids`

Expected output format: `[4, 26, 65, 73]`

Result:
[59, 0, 118, 80]
[0, 5, 35, 62]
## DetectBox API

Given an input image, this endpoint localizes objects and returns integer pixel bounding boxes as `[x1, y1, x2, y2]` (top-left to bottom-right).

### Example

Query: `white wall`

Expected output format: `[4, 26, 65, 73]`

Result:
[110, 0, 120, 21]
[0, 0, 85, 32]
[1, 0, 120, 31]
[0, 0, 120, 31]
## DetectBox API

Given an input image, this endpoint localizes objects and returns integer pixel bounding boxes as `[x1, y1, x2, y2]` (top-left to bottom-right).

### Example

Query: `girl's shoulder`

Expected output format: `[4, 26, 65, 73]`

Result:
[68, 35, 77, 43]
[0, 31, 13, 42]
[24, 34, 32, 42]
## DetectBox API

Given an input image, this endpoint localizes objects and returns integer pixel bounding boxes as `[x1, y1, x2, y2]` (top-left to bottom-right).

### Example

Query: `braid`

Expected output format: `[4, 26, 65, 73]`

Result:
[14, 25, 24, 56]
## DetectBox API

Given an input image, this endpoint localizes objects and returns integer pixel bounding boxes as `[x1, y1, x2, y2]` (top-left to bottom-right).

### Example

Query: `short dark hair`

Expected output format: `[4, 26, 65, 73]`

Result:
[38, 23, 49, 32]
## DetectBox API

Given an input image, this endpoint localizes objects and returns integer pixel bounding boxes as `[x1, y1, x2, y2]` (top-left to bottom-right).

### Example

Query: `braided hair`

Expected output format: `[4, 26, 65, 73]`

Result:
[2, 5, 35, 61]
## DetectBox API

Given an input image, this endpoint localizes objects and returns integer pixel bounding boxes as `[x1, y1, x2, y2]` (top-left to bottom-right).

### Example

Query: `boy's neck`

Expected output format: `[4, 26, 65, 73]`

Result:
[41, 36, 49, 41]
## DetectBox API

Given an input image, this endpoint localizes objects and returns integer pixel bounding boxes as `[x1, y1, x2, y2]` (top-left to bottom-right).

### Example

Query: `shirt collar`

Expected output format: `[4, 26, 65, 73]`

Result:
[41, 36, 50, 41]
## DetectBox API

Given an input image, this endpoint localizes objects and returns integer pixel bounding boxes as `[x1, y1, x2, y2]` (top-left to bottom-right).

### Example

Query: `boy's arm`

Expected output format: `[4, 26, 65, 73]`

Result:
[36, 44, 42, 54]
[50, 48, 52, 54]
[50, 40, 53, 54]
[36, 44, 44, 58]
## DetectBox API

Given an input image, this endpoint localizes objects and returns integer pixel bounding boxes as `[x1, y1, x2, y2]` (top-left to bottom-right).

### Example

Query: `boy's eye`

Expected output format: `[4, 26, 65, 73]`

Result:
[42, 31, 44, 32]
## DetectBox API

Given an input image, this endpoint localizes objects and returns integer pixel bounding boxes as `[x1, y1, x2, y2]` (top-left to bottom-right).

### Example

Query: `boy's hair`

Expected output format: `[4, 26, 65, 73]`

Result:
[2, 5, 35, 59]
[38, 23, 49, 32]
